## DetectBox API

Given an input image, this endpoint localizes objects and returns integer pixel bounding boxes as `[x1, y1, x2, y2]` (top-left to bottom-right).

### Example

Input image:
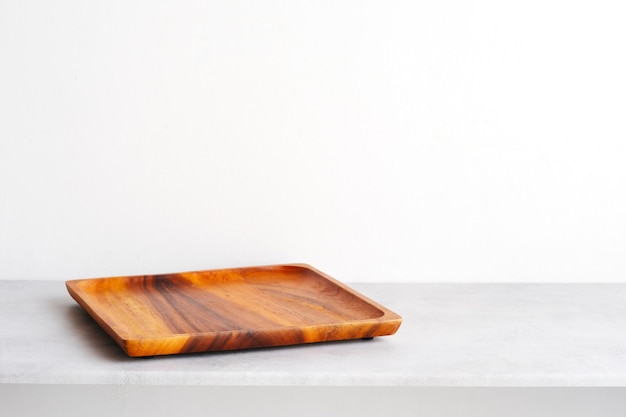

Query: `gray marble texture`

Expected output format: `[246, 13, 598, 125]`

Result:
[1, 281, 626, 386]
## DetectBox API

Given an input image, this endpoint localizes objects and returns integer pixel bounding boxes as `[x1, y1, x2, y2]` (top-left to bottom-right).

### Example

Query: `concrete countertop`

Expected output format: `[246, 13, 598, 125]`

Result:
[2, 281, 626, 386]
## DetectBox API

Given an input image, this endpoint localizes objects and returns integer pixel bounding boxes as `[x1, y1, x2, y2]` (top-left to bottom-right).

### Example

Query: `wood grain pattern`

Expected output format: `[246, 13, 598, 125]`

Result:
[66, 264, 402, 357]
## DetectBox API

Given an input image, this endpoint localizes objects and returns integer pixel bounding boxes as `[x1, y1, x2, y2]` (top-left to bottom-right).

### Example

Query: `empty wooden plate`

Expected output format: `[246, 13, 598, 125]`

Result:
[66, 263, 402, 357]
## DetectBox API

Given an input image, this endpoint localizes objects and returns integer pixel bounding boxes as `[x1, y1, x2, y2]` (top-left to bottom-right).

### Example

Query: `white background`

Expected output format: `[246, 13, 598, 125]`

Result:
[1, 0, 625, 282]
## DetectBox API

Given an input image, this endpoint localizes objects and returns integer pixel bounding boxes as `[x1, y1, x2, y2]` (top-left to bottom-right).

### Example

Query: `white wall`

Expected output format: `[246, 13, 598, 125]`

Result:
[1, 1, 625, 282]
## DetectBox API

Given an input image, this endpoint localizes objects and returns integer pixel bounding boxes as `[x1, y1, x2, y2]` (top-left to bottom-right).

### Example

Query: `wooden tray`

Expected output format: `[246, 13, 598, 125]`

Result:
[66, 264, 402, 357]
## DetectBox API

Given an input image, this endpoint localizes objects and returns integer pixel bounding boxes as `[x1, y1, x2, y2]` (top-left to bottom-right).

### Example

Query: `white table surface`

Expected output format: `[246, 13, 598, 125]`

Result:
[2, 280, 626, 387]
